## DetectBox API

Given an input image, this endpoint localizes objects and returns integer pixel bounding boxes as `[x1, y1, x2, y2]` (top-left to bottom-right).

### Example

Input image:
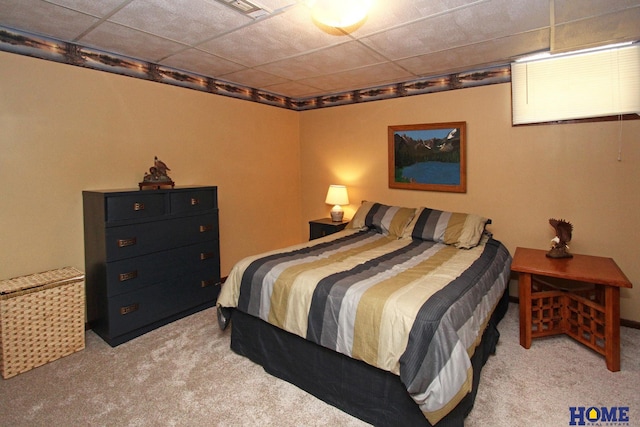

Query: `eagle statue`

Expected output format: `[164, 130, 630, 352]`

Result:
[154, 156, 170, 177]
[140, 156, 174, 189]
[547, 218, 573, 258]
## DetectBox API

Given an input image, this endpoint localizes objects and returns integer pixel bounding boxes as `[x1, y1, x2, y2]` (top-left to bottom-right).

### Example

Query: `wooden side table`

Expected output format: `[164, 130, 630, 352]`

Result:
[511, 247, 632, 372]
[309, 218, 349, 240]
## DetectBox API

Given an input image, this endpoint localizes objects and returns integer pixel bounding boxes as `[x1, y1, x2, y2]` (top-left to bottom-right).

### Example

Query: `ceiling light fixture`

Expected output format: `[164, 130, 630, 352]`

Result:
[308, 0, 373, 28]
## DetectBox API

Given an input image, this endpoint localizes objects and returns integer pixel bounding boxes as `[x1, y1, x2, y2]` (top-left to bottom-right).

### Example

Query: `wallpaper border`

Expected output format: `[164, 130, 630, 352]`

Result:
[0, 25, 511, 111]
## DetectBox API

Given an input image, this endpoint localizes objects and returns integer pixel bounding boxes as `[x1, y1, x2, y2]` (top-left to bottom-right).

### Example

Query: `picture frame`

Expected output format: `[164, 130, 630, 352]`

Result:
[388, 122, 467, 193]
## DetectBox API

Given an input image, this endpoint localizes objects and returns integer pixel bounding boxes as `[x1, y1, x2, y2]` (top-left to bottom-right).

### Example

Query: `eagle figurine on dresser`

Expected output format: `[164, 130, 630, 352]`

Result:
[139, 156, 175, 189]
[547, 218, 573, 258]
[154, 156, 170, 177]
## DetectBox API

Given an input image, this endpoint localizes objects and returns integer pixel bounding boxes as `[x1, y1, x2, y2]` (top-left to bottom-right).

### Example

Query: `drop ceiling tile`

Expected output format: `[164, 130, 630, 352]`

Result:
[262, 80, 323, 97]
[108, 0, 252, 45]
[79, 21, 186, 62]
[0, 0, 98, 40]
[552, 6, 640, 52]
[250, 0, 298, 12]
[361, 0, 549, 61]
[346, 0, 481, 38]
[450, 0, 549, 43]
[554, 0, 640, 24]
[220, 68, 290, 88]
[197, 4, 343, 67]
[160, 48, 245, 76]
[255, 41, 387, 80]
[360, 12, 470, 60]
[397, 29, 550, 76]
[298, 62, 414, 92]
[45, 0, 130, 17]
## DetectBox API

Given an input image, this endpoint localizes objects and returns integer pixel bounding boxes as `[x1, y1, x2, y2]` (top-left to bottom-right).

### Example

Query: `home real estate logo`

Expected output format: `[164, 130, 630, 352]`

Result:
[569, 406, 630, 426]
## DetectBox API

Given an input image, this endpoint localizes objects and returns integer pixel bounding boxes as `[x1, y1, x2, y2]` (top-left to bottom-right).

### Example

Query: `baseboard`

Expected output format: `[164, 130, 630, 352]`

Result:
[508, 295, 640, 330]
[621, 318, 640, 329]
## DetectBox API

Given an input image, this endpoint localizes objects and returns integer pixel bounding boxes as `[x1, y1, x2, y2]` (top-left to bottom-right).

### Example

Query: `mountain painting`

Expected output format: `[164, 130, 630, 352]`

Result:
[388, 122, 466, 193]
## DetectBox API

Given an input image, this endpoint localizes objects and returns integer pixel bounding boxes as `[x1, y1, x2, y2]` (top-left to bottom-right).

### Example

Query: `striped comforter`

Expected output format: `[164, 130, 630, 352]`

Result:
[217, 229, 511, 424]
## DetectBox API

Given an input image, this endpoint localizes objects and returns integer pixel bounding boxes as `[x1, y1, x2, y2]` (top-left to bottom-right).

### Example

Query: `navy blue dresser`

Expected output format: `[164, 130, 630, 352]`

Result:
[83, 186, 220, 346]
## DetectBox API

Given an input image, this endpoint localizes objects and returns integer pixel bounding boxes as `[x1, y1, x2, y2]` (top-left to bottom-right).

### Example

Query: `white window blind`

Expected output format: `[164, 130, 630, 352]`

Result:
[511, 45, 640, 125]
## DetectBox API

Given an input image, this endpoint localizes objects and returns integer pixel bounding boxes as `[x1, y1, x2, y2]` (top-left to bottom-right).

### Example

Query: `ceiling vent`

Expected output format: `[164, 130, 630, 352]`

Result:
[216, 0, 271, 19]
[511, 44, 640, 125]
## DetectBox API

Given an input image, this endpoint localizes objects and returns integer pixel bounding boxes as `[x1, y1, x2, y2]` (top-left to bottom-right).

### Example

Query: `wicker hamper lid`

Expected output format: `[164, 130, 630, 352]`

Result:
[0, 267, 84, 296]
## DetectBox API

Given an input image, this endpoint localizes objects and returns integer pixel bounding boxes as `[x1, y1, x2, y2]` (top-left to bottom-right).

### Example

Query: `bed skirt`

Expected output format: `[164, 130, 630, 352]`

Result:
[228, 288, 509, 426]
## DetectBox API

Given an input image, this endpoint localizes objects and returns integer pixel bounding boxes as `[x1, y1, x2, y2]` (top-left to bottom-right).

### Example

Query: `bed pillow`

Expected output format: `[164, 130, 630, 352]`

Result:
[348, 201, 415, 238]
[403, 207, 489, 248]
[347, 200, 376, 230]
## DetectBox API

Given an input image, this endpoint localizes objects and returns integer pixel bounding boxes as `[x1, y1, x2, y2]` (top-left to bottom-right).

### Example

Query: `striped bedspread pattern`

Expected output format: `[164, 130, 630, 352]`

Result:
[219, 229, 511, 424]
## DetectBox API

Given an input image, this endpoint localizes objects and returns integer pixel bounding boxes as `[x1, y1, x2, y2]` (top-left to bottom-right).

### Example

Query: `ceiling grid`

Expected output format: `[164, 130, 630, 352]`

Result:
[0, 0, 638, 106]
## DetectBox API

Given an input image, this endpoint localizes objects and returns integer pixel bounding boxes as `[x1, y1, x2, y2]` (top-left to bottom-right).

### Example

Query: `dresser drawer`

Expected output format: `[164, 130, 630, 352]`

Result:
[106, 193, 166, 222]
[105, 241, 220, 297]
[105, 212, 218, 261]
[170, 189, 216, 214]
[106, 272, 220, 337]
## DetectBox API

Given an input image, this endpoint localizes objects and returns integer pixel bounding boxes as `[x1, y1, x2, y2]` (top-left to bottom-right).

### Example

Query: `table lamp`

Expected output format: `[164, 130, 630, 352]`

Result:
[325, 184, 349, 222]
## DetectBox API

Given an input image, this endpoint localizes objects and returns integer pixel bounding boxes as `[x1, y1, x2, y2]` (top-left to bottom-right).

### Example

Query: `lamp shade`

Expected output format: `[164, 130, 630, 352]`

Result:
[325, 185, 349, 206]
[308, 0, 373, 28]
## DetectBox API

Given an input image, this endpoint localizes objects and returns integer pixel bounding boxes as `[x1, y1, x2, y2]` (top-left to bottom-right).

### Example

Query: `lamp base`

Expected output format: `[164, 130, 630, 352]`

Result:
[330, 209, 344, 222]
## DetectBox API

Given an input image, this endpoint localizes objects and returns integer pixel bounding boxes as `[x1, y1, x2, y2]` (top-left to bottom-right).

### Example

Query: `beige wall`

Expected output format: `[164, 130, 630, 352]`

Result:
[1, 51, 638, 322]
[299, 84, 640, 322]
[0, 52, 301, 278]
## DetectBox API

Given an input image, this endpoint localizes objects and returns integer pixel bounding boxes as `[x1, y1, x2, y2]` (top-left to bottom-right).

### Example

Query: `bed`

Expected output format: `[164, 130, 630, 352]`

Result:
[217, 202, 512, 426]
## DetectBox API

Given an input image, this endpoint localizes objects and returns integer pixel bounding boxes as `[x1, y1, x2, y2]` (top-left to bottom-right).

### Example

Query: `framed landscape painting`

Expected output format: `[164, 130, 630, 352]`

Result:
[388, 122, 467, 193]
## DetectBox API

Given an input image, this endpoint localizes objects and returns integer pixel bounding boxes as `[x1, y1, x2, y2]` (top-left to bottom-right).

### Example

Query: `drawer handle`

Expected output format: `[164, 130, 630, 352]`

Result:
[200, 252, 214, 260]
[191, 198, 199, 206]
[199, 225, 213, 233]
[117, 237, 137, 248]
[133, 202, 145, 211]
[120, 303, 139, 315]
[201, 279, 219, 288]
[118, 270, 138, 281]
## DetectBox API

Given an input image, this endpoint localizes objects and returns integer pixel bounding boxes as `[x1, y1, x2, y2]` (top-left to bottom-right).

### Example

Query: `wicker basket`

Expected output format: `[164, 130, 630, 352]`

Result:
[0, 267, 85, 379]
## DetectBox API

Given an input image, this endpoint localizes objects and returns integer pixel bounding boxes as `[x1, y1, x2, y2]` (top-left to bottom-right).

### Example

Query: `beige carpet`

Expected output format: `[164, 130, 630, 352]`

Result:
[0, 303, 638, 426]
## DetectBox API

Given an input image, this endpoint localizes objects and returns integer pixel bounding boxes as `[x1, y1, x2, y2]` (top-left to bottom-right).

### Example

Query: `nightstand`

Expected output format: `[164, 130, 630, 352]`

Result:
[511, 247, 632, 371]
[309, 218, 349, 240]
